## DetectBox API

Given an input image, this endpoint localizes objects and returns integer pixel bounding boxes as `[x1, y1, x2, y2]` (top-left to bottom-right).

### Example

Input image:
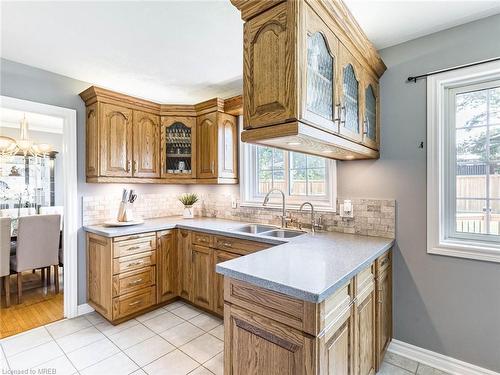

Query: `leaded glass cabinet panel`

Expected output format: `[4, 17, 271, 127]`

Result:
[365, 85, 377, 140]
[161, 116, 197, 179]
[306, 32, 334, 121]
[342, 64, 360, 136]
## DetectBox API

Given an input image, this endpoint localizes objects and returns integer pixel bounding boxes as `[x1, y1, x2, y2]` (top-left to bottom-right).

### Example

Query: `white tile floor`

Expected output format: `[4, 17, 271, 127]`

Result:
[0, 301, 449, 375]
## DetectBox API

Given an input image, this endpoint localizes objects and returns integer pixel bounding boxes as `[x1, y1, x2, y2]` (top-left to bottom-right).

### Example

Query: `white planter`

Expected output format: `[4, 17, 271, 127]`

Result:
[183, 205, 194, 219]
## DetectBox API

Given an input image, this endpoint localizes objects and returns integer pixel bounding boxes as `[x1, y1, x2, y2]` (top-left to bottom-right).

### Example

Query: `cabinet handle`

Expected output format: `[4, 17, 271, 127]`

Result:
[126, 160, 132, 172]
[128, 300, 141, 306]
[128, 260, 144, 267]
[211, 161, 215, 174]
[127, 246, 140, 251]
[128, 278, 144, 286]
[133, 160, 137, 173]
[334, 103, 342, 125]
[363, 118, 369, 135]
[340, 105, 346, 125]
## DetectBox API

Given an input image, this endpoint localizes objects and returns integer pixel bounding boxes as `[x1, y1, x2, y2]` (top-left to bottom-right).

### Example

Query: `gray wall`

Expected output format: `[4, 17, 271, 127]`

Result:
[0, 58, 185, 304]
[338, 14, 500, 371]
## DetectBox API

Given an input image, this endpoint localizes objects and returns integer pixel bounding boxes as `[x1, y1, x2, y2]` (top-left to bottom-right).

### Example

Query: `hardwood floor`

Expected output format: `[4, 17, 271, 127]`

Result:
[0, 269, 63, 339]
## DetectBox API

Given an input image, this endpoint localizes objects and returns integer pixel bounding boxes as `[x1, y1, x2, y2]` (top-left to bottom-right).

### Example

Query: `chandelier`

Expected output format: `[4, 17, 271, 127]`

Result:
[0, 115, 53, 157]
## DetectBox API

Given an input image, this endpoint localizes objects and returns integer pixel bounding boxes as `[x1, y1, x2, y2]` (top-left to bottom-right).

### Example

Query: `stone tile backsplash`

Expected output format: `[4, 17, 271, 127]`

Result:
[82, 193, 395, 239]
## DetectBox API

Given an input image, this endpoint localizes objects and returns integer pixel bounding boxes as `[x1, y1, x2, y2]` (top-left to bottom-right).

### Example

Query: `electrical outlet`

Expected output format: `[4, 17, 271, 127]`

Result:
[231, 198, 238, 209]
[340, 199, 354, 218]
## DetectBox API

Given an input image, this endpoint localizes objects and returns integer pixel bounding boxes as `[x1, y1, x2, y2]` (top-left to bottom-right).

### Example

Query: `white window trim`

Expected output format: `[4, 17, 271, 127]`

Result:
[239, 141, 337, 212]
[427, 59, 500, 263]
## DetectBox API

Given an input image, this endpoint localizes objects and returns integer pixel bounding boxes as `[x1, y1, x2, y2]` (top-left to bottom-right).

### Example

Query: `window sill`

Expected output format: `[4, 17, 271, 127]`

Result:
[239, 201, 336, 213]
[428, 239, 500, 263]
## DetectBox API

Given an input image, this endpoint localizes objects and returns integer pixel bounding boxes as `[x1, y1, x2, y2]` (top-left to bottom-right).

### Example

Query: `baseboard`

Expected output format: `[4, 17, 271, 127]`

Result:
[388, 339, 499, 375]
[77, 303, 94, 316]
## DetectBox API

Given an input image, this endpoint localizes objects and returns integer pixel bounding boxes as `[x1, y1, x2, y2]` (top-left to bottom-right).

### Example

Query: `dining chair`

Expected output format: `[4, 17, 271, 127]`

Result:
[10, 214, 61, 304]
[39, 206, 64, 266]
[0, 217, 11, 307]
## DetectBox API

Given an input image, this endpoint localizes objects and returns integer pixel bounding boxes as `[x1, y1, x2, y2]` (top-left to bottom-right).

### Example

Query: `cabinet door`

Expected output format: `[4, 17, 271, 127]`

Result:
[376, 267, 392, 370]
[161, 116, 197, 179]
[302, 4, 339, 132]
[177, 230, 192, 300]
[320, 306, 355, 375]
[214, 250, 239, 316]
[99, 103, 133, 177]
[197, 112, 218, 179]
[157, 230, 177, 303]
[86, 103, 99, 178]
[217, 113, 238, 180]
[191, 244, 213, 310]
[244, 2, 296, 129]
[133, 111, 160, 178]
[225, 304, 315, 375]
[355, 286, 376, 375]
[362, 73, 380, 151]
[339, 46, 363, 143]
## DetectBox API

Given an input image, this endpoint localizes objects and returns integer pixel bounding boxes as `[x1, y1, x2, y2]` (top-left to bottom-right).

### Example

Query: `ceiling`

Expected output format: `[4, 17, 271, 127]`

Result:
[0, 108, 63, 134]
[1, 1, 499, 103]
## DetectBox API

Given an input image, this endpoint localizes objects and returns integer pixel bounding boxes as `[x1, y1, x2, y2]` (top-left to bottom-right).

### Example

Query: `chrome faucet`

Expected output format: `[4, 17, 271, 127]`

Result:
[263, 188, 288, 228]
[299, 201, 322, 233]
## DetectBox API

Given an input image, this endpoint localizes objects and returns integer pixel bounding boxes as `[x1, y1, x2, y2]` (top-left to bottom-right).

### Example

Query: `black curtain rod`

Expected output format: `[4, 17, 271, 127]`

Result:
[407, 57, 500, 83]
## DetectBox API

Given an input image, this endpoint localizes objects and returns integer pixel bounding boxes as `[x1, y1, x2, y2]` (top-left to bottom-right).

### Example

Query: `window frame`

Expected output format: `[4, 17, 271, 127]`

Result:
[240, 141, 337, 211]
[427, 59, 500, 263]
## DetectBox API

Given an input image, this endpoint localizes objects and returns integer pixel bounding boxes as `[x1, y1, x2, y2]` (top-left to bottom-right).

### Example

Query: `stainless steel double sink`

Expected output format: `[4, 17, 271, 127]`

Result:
[232, 224, 305, 238]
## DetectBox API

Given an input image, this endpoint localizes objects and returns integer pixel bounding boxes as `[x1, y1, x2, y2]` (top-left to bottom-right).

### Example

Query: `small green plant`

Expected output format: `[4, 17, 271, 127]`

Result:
[178, 193, 199, 206]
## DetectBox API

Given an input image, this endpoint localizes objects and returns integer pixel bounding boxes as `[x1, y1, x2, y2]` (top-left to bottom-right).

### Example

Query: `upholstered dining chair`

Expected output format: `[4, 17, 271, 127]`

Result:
[39, 206, 64, 266]
[0, 217, 11, 307]
[10, 214, 61, 303]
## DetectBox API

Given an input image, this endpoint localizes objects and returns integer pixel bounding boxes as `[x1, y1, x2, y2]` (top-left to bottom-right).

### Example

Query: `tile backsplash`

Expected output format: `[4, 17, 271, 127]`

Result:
[82, 192, 395, 239]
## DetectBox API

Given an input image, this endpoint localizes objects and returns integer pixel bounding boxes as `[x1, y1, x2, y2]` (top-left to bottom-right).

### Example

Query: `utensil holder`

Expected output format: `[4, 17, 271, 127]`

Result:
[117, 202, 134, 222]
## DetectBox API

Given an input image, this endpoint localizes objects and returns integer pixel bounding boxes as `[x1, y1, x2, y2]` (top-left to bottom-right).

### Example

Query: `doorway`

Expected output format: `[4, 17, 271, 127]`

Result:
[0, 96, 77, 338]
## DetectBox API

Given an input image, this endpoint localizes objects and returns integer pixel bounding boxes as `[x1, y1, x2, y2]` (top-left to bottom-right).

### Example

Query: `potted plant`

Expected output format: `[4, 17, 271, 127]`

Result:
[178, 193, 199, 219]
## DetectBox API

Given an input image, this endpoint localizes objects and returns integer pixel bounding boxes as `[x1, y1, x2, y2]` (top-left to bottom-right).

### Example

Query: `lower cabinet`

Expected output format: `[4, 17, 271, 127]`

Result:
[177, 229, 192, 300]
[223, 250, 392, 375]
[214, 250, 239, 315]
[376, 264, 392, 370]
[224, 304, 315, 375]
[157, 230, 177, 303]
[191, 244, 214, 310]
[319, 306, 355, 374]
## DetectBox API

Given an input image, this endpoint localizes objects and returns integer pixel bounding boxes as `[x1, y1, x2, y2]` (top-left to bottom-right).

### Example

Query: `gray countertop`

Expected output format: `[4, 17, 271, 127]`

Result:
[84, 217, 394, 303]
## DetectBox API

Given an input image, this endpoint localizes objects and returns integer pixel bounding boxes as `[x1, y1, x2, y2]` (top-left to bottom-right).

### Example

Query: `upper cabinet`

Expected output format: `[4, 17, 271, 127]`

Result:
[161, 116, 197, 180]
[232, 0, 386, 160]
[80, 86, 240, 184]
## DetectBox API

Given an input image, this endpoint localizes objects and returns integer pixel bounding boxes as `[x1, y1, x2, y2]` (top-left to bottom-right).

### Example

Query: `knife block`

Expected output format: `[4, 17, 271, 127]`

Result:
[117, 202, 134, 222]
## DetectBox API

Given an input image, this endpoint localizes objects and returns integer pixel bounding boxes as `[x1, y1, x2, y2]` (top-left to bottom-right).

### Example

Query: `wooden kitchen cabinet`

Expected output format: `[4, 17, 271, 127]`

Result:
[161, 116, 197, 180]
[80, 86, 240, 184]
[191, 244, 214, 310]
[232, 0, 385, 160]
[157, 230, 177, 303]
[375, 251, 392, 370]
[362, 72, 380, 150]
[100, 103, 133, 177]
[177, 230, 192, 301]
[339, 45, 363, 143]
[197, 111, 238, 183]
[214, 250, 239, 316]
[133, 111, 160, 178]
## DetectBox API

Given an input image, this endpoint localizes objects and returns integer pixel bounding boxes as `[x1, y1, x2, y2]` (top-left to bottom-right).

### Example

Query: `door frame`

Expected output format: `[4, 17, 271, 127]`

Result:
[0, 95, 79, 318]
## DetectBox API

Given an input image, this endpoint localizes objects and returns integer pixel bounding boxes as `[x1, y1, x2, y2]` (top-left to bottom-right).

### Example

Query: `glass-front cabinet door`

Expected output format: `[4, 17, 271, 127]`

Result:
[303, 6, 339, 132]
[362, 72, 380, 150]
[160, 116, 196, 179]
[339, 45, 363, 142]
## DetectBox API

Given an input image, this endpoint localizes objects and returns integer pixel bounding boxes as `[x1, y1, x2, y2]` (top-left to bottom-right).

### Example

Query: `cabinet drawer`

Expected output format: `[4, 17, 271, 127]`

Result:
[113, 235, 156, 258]
[112, 286, 156, 320]
[192, 232, 212, 247]
[114, 232, 156, 243]
[376, 250, 391, 277]
[112, 266, 156, 297]
[213, 235, 271, 255]
[113, 251, 156, 275]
